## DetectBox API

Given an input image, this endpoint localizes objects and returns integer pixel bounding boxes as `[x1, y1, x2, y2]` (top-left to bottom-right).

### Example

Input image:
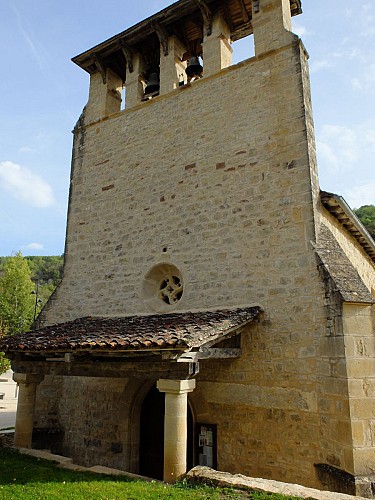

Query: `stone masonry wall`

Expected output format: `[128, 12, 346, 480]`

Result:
[190, 316, 354, 489]
[342, 303, 375, 497]
[58, 377, 131, 469]
[42, 41, 321, 322]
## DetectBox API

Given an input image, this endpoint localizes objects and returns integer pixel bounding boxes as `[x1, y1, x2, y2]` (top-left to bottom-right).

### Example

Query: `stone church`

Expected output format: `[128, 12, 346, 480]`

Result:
[2, 0, 375, 496]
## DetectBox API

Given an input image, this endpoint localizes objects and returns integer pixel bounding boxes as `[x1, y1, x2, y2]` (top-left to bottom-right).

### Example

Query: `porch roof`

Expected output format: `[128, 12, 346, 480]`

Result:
[0, 307, 261, 355]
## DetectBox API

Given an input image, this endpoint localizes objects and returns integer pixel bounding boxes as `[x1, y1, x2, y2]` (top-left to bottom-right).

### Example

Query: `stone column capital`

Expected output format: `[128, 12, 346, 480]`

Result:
[157, 378, 196, 395]
[13, 372, 44, 386]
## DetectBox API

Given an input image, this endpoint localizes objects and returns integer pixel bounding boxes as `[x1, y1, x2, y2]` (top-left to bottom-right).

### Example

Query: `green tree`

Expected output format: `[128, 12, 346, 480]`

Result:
[0, 353, 10, 374]
[0, 252, 35, 336]
[0, 254, 64, 321]
[25, 255, 63, 315]
[354, 205, 375, 240]
[26, 255, 63, 287]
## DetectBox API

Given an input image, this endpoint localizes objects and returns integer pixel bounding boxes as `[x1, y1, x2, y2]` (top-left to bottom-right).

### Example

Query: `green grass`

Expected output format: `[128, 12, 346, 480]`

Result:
[0, 448, 300, 499]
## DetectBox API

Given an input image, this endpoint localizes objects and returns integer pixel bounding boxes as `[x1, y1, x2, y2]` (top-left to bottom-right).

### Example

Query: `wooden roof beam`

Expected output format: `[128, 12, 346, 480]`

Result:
[151, 21, 169, 56]
[119, 42, 134, 73]
[238, 0, 250, 22]
[222, 1, 234, 32]
[91, 52, 107, 84]
[195, 0, 213, 36]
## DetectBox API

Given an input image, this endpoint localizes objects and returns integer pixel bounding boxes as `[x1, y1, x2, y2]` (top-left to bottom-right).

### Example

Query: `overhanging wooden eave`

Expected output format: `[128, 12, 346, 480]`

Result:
[10, 357, 198, 380]
[320, 191, 375, 263]
[72, 0, 302, 77]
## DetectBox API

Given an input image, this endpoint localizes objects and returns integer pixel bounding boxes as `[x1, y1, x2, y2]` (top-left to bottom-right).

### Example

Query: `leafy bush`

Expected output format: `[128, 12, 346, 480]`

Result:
[354, 205, 375, 240]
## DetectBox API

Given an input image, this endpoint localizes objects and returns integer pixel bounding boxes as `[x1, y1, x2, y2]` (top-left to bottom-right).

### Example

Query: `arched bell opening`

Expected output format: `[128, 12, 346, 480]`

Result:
[140, 35, 161, 101]
[185, 55, 204, 81]
[143, 71, 160, 100]
[182, 36, 204, 83]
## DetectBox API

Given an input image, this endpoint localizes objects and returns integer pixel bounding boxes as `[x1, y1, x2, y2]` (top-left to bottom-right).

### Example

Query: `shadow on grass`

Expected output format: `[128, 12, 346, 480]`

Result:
[0, 447, 135, 485]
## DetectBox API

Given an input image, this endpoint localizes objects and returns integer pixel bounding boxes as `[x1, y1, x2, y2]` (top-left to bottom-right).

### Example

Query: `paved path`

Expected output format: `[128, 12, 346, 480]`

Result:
[0, 370, 18, 430]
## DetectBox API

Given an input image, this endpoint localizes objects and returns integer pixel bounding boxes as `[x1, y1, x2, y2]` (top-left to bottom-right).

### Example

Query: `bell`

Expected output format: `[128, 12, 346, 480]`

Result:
[144, 73, 160, 95]
[185, 56, 203, 78]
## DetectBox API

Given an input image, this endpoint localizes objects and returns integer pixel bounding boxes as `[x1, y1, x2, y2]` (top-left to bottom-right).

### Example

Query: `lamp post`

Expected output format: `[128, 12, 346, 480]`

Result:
[31, 280, 42, 324]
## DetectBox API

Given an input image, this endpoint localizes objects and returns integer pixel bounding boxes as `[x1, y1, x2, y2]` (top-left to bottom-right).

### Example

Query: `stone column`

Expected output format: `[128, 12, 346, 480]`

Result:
[159, 36, 187, 94]
[125, 53, 146, 109]
[85, 69, 123, 124]
[202, 14, 232, 78]
[13, 373, 44, 449]
[157, 379, 196, 483]
[252, 0, 297, 56]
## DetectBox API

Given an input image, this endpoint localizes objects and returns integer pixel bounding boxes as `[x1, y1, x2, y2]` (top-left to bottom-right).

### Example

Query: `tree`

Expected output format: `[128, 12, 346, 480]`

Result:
[0, 353, 10, 374]
[26, 255, 63, 287]
[354, 205, 375, 241]
[0, 253, 36, 374]
[0, 252, 35, 336]
[0, 253, 63, 375]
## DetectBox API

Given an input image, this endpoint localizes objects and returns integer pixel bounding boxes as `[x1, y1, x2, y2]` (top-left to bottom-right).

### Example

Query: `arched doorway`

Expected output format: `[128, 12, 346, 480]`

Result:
[139, 384, 194, 480]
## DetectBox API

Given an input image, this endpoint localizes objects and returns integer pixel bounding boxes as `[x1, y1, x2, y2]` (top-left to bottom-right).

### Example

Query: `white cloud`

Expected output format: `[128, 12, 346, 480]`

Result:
[293, 23, 308, 37]
[10, 5, 45, 69]
[333, 47, 361, 61]
[342, 4, 375, 39]
[19, 146, 34, 153]
[316, 142, 339, 171]
[316, 125, 358, 171]
[351, 64, 375, 92]
[359, 4, 375, 38]
[317, 120, 375, 205]
[310, 60, 333, 74]
[364, 129, 375, 146]
[0, 161, 55, 208]
[343, 180, 375, 209]
[26, 242, 44, 250]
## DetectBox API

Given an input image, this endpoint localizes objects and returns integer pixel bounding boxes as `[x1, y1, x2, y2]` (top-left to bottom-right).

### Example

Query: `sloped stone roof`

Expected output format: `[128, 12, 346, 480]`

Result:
[316, 224, 373, 303]
[0, 307, 261, 354]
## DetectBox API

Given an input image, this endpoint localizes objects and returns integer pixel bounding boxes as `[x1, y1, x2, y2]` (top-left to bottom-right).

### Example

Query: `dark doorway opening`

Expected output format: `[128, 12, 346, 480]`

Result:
[139, 385, 164, 480]
[139, 384, 194, 480]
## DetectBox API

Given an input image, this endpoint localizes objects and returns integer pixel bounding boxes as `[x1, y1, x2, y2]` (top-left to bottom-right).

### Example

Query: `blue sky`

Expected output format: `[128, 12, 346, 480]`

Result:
[0, 1, 374, 257]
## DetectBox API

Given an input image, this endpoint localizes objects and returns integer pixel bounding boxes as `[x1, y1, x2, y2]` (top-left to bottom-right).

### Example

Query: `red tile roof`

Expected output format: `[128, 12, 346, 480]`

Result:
[0, 307, 261, 354]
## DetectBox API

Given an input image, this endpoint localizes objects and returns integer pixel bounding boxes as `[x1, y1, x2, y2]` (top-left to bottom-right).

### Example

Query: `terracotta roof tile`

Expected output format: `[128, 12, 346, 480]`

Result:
[0, 307, 261, 354]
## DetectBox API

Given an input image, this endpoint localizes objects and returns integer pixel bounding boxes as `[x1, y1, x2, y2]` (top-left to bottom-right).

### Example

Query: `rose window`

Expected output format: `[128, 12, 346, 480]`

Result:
[158, 275, 183, 305]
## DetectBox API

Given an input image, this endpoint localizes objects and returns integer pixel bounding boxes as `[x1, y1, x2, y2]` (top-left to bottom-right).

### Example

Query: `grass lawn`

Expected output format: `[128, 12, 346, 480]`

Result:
[0, 448, 301, 499]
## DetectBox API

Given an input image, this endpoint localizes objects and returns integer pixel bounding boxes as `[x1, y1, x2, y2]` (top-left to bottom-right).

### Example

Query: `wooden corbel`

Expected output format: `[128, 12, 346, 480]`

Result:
[222, 1, 234, 32]
[252, 0, 260, 14]
[91, 53, 107, 84]
[195, 0, 213, 36]
[119, 42, 134, 73]
[151, 21, 169, 56]
[238, 0, 250, 22]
